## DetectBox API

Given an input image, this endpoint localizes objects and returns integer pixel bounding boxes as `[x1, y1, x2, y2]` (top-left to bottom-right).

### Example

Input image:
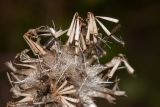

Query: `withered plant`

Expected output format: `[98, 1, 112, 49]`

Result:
[6, 12, 134, 107]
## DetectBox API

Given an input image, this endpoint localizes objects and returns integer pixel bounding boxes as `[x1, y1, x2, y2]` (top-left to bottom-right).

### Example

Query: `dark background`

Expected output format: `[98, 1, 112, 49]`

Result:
[0, 0, 160, 107]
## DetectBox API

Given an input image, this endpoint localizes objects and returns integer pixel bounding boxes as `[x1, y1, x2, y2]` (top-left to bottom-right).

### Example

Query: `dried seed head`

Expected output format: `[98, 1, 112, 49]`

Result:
[6, 12, 134, 107]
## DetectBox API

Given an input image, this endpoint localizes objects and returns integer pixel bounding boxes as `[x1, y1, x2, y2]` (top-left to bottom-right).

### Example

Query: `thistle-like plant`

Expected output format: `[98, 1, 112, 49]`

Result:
[6, 12, 134, 107]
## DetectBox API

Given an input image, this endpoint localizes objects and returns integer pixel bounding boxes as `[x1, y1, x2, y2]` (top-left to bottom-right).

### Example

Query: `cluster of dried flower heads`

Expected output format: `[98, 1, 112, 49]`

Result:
[6, 12, 134, 107]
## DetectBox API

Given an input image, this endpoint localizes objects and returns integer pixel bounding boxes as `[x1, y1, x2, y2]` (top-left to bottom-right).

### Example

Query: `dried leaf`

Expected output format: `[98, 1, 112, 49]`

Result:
[55, 29, 68, 38]
[96, 16, 119, 23]
[68, 20, 76, 44]
[123, 59, 134, 74]
[23, 35, 46, 55]
[96, 18, 111, 35]
[108, 59, 121, 78]
[75, 18, 80, 41]
[57, 80, 68, 92]
[67, 12, 78, 36]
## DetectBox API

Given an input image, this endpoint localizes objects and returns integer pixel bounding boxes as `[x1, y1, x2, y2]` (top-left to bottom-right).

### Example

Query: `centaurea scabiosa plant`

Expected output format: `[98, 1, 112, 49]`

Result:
[6, 12, 134, 107]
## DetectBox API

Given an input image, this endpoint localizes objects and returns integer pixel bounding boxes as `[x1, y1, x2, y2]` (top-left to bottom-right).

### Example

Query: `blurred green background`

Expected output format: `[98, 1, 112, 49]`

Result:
[0, 0, 160, 107]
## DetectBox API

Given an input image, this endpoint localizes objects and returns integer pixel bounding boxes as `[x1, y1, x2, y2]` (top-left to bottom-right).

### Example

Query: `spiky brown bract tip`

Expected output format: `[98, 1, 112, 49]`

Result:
[6, 12, 134, 107]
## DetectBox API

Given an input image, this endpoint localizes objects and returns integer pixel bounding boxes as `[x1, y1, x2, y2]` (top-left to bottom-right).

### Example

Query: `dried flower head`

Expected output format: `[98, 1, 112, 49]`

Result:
[6, 12, 134, 107]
